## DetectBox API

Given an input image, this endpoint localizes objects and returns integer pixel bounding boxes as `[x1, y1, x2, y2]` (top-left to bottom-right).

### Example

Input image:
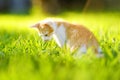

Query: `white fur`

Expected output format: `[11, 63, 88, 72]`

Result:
[77, 45, 86, 54]
[97, 47, 104, 57]
[74, 45, 104, 58]
[98, 47, 102, 53]
[53, 24, 66, 47]
[79, 45, 87, 53]
[73, 45, 87, 57]
[42, 36, 52, 41]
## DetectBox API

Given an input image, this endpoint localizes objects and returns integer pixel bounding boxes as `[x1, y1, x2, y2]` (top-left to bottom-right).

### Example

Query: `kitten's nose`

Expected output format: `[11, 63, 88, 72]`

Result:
[44, 39, 49, 42]
[42, 36, 51, 41]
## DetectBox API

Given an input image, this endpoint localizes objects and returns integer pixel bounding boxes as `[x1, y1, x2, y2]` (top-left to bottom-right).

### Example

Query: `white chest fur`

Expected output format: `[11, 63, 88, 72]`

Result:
[53, 24, 66, 47]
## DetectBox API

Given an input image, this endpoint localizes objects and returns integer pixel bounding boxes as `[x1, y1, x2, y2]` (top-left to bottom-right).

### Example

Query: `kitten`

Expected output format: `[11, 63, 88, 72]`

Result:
[31, 18, 103, 57]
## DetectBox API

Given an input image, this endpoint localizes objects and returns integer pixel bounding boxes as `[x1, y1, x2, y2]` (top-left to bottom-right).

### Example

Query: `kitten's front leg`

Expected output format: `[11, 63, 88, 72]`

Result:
[53, 25, 66, 47]
[53, 34, 64, 47]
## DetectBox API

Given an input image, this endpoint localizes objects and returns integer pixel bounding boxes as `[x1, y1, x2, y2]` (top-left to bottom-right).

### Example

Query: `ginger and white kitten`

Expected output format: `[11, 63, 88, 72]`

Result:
[31, 18, 103, 57]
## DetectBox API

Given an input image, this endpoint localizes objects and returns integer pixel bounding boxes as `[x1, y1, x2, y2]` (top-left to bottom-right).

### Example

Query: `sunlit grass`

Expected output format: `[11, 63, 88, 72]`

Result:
[0, 12, 120, 80]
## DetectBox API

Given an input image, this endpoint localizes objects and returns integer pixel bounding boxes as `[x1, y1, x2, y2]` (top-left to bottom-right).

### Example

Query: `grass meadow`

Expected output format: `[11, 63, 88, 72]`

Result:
[0, 12, 120, 80]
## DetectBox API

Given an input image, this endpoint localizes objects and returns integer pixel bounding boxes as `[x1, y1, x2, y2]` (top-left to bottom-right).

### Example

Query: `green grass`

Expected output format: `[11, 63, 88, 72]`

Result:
[0, 12, 120, 80]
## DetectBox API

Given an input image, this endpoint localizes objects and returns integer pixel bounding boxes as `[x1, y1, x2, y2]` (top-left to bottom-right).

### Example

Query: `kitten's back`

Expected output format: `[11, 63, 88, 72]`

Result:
[56, 21, 100, 53]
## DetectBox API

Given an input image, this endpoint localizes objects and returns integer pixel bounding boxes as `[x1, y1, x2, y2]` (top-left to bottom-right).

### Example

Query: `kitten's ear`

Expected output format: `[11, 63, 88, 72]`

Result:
[30, 23, 40, 28]
[43, 23, 50, 27]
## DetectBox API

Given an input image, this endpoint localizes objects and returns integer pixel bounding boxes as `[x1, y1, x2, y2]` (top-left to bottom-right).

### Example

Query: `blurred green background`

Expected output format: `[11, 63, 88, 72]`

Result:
[0, 0, 120, 80]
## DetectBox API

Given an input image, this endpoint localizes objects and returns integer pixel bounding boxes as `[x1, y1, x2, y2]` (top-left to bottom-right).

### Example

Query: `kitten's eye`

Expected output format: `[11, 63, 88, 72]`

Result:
[45, 34, 48, 36]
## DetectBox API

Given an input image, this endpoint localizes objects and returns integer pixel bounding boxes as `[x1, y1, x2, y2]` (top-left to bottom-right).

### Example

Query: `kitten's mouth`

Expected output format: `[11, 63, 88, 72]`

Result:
[44, 40, 49, 42]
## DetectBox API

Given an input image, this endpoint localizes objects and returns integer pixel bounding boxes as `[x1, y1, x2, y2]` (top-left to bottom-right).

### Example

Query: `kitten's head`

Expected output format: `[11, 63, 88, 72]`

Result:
[31, 21, 54, 41]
